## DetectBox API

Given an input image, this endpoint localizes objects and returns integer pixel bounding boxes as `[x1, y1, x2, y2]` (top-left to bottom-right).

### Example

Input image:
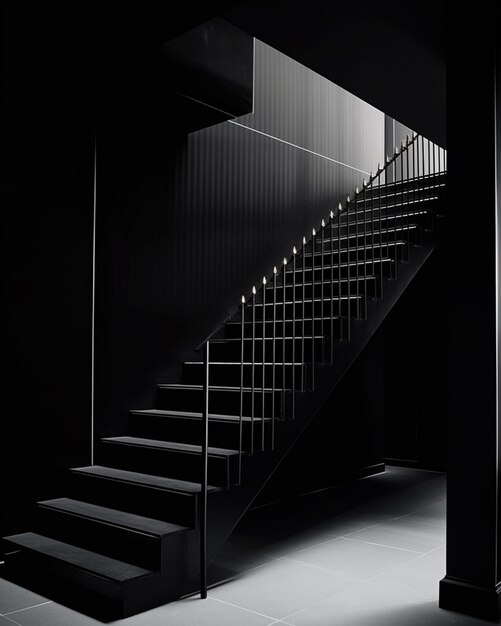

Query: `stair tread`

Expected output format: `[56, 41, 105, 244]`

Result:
[264, 277, 376, 289]
[285, 257, 393, 273]
[72, 465, 221, 494]
[304, 240, 406, 257]
[131, 409, 272, 423]
[38, 498, 187, 537]
[3, 532, 153, 583]
[212, 336, 324, 341]
[102, 436, 238, 457]
[157, 383, 290, 392]
[226, 316, 344, 324]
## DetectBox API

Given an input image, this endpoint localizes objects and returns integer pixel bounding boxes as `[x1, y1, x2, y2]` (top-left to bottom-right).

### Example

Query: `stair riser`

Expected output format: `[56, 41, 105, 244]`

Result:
[285, 260, 394, 282]
[128, 413, 270, 451]
[248, 298, 364, 321]
[313, 228, 420, 250]
[299, 244, 404, 268]
[193, 339, 325, 363]
[36, 506, 161, 570]
[70, 473, 198, 528]
[156, 386, 286, 418]
[261, 280, 378, 301]
[100, 442, 236, 488]
[182, 362, 304, 389]
[224, 317, 344, 339]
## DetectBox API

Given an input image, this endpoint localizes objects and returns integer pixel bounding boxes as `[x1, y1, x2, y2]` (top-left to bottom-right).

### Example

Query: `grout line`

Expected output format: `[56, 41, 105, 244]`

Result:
[208, 595, 278, 622]
[285, 556, 365, 581]
[341, 536, 423, 554]
[1, 614, 23, 626]
[2, 601, 53, 616]
[228, 120, 370, 174]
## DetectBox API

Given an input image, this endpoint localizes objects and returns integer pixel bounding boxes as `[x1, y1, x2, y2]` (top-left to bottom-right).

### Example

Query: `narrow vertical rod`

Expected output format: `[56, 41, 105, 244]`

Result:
[400, 143, 405, 262]
[238, 298, 245, 484]
[337, 205, 343, 340]
[345, 200, 351, 341]
[251, 287, 256, 454]
[329, 212, 335, 360]
[405, 138, 411, 260]
[311, 232, 316, 388]
[376, 169, 384, 293]
[282, 259, 287, 415]
[272, 269, 277, 449]
[393, 150, 399, 279]
[200, 340, 209, 599]
[301, 239, 306, 391]
[292, 249, 297, 419]
[360, 186, 367, 318]
[261, 277, 266, 450]
[320, 222, 326, 357]
[353, 193, 360, 320]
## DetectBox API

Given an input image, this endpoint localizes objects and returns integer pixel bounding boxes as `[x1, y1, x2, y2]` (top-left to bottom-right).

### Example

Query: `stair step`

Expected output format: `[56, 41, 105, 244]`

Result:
[101, 438, 239, 488]
[264, 277, 376, 289]
[315, 226, 418, 246]
[38, 498, 187, 538]
[303, 240, 406, 258]
[3, 532, 153, 583]
[157, 383, 289, 393]
[128, 409, 272, 451]
[71, 466, 220, 495]
[285, 257, 393, 275]
[102, 436, 238, 458]
[131, 409, 271, 423]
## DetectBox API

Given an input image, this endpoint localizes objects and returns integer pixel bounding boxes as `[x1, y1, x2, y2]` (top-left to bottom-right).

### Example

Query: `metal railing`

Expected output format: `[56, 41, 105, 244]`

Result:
[198, 132, 447, 598]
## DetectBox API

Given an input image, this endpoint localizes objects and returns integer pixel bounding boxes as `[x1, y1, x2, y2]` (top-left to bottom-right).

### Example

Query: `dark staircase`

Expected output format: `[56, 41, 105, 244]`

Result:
[2, 135, 446, 618]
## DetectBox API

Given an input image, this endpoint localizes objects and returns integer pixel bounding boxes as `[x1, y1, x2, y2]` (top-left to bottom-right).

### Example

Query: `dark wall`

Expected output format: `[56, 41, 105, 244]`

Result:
[94, 38, 385, 442]
[383, 244, 448, 469]
[0, 2, 95, 536]
[1, 0, 446, 537]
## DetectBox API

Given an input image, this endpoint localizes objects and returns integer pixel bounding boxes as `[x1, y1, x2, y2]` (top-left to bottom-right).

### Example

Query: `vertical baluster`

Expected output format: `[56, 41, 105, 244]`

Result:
[310, 232, 316, 388]
[368, 174, 374, 279]
[251, 285, 256, 455]
[427, 138, 434, 230]
[239, 296, 245, 483]
[272, 268, 277, 449]
[261, 276, 266, 450]
[329, 211, 335, 360]
[353, 192, 359, 320]
[345, 198, 351, 342]
[393, 147, 399, 279]
[400, 142, 405, 262]
[376, 167, 383, 293]
[301, 239, 306, 391]
[405, 136, 411, 259]
[200, 339, 209, 599]
[337, 203, 343, 339]
[292, 247, 297, 419]
[361, 183, 368, 313]
[356, 187, 366, 318]
[320, 220, 326, 355]
[282, 258, 287, 414]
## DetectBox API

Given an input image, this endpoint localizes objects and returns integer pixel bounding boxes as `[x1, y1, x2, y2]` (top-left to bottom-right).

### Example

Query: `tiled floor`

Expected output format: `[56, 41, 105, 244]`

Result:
[0, 467, 492, 625]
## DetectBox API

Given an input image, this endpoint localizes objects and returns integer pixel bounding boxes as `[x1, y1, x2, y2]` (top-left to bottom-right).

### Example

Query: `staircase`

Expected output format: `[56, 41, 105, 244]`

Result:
[2, 134, 446, 618]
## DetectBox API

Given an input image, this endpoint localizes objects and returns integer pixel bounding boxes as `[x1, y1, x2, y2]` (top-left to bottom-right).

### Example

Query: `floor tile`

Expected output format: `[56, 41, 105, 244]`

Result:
[285, 578, 490, 626]
[0, 579, 49, 615]
[5, 596, 274, 626]
[369, 545, 445, 601]
[209, 556, 361, 620]
[344, 516, 445, 553]
[402, 499, 447, 528]
[289, 536, 421, 579]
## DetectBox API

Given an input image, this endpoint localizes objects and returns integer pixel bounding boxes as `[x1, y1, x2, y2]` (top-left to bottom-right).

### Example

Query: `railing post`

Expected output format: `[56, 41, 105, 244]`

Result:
[239, 296, 245, 484]
[272, 267, 277, 448]
[200, 340, 209, 599]
[250, 286, 256, 454]
[261, 276, 266, 449]
[292, 247, 297, 419]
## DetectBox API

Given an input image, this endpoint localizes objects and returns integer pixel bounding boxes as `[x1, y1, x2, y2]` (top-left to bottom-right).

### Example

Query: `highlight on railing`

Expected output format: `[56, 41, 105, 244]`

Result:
[198, 131, 447, 598]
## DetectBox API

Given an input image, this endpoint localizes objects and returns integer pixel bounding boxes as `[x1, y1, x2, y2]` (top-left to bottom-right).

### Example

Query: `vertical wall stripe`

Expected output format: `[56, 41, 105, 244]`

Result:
[91, 135, 97, 466]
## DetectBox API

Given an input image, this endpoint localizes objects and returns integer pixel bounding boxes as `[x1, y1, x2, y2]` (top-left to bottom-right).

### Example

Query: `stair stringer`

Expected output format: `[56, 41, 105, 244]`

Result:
[194, 224, 442, 590]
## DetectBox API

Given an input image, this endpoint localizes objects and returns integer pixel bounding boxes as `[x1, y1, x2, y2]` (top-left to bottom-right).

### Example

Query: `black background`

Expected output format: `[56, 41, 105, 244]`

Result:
[1, 0, 446, 537]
